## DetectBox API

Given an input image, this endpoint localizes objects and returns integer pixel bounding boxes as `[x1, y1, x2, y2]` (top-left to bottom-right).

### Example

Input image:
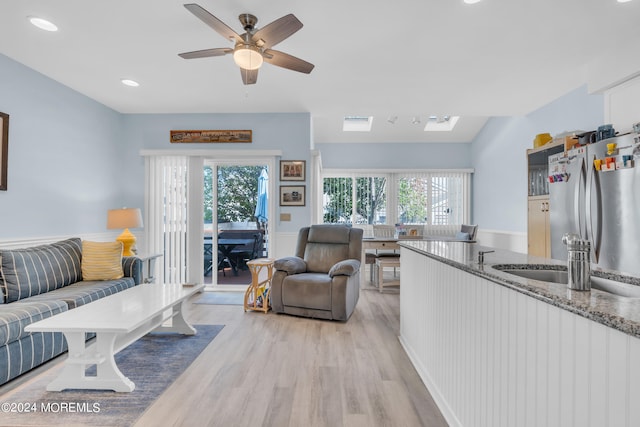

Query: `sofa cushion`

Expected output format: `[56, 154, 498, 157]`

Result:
[455, 231, 471, 241]
[19, 278, 135, 309]
[274, 256, 307, 275]
[304, 243, 349, 273]
[328, 259, 360, 277]
[1, 330, 67, 385]
[81, 241, 124, 281]
[0, 238, 82, 303]
[282, 273, 332, 310]
[0, 300, 68, 346]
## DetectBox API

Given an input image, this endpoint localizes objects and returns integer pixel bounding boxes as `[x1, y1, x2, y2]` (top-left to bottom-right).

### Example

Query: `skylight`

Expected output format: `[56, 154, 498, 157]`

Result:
[424, 116, 460, 132]
[343, 116, 373, 132]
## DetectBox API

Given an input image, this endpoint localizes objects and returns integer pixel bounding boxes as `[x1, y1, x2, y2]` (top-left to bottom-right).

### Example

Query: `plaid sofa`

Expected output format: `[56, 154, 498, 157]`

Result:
[0, 238, 142, 385]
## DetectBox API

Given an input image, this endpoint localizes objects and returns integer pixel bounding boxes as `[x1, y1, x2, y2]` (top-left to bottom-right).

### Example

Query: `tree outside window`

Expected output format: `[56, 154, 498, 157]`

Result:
[204, 165, 264, 225]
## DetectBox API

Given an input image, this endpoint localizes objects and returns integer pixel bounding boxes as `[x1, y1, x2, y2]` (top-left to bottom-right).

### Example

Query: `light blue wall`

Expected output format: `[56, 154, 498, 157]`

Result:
[0, 54, 125, 239]
[121, 113, 311, 232]
[0, 49, 607, 240]
[315, 142, 472, 169]
[471, 85, 604, 232]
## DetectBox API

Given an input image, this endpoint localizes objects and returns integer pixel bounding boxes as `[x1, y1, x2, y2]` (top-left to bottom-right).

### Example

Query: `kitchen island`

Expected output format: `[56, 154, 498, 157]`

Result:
[399, 240, 640, 427]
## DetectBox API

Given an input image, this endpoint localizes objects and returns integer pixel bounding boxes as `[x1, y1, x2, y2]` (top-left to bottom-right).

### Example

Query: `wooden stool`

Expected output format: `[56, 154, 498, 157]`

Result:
[376, 257, 401, 293]
[244, 258, 275, 313]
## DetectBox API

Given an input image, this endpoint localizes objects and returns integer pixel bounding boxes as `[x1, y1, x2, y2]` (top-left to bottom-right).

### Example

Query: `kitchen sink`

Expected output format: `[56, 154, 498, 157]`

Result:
[491, 265, 640, 298]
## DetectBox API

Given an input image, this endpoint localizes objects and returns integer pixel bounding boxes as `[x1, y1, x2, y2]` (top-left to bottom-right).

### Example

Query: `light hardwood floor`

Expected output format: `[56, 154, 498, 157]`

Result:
[0, 281, 447, 427]
[135, 284, 447, 427]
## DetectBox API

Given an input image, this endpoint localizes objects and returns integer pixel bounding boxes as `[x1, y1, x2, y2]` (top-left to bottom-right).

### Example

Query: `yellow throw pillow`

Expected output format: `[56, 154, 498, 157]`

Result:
[81, 241, 124, 281]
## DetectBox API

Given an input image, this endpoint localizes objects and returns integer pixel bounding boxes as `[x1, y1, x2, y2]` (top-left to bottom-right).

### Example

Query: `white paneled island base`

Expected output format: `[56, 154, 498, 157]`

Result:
[399, 245, 640, 427]
[25, 283, 204, 392]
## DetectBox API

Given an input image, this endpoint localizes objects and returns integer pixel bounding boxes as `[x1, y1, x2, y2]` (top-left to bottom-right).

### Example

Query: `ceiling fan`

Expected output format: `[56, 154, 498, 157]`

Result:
[178, 3, 314, 85]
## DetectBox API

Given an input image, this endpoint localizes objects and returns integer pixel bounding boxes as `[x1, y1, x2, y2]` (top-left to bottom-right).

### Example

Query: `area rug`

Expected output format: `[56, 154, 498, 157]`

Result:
[194, 291, 245, 305]
[0, 324, 224, 427]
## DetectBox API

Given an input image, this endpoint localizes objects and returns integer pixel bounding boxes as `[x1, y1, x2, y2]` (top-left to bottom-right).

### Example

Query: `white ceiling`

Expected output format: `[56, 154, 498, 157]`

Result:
[0, 0, 638, 144]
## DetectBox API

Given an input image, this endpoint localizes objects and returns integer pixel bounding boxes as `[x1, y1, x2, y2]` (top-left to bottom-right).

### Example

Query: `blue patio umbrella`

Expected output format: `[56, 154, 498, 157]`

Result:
[254, 168, 268, 223]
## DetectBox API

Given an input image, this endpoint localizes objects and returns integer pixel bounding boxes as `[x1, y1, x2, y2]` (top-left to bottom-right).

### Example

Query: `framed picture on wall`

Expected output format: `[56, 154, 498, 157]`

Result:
[280, 160, 305, 181]
[280, 185, 305, 206]
[0, 112, 9, 191]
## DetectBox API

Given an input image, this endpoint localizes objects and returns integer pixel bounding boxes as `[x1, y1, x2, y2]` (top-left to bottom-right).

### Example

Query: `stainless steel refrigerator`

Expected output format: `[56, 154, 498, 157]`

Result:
[549, 133, 640, 276]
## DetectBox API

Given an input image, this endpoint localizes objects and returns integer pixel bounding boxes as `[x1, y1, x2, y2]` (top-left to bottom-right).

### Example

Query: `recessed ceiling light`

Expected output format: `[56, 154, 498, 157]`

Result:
[28, 16, 58, 32]
[464, 0, 482, 4]
[121, 79, 140, 87]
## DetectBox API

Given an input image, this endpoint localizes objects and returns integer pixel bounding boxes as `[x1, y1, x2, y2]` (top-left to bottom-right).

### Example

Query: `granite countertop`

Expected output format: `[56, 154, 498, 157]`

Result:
[399, 240, 640, 339]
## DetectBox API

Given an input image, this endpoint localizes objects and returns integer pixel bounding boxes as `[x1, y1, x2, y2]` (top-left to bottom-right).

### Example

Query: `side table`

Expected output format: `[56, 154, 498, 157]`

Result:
[135, 253, 163, 284]
[244, 258, 275, 313]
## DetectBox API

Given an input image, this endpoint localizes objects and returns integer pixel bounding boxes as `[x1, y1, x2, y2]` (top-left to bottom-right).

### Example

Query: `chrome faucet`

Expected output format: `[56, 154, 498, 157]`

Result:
[478, 250, 495, 265]
[562, 233, 591, 291]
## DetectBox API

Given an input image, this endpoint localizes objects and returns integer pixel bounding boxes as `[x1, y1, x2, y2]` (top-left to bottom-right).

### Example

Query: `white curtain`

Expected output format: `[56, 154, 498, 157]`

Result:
[310, 150, 323, 224]
[145, 155, 189, 284]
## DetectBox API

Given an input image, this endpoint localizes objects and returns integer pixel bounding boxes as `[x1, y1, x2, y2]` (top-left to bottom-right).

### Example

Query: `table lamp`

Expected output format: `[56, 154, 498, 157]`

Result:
[107, 208, 143, 256]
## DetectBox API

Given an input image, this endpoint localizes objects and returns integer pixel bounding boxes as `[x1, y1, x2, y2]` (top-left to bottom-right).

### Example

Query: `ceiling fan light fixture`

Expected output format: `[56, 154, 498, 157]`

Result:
[233, 45, 264, 70]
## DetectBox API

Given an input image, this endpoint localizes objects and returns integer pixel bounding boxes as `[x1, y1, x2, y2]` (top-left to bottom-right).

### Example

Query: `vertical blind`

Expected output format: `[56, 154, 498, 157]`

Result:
[322, 170, 471, 225]
[145, 156, 189, 284]
[396, 171, 470, 225]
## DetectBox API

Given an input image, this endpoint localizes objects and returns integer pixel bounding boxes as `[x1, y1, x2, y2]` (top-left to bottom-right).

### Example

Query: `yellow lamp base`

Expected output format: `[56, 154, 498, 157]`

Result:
[116, 228, 137, 256]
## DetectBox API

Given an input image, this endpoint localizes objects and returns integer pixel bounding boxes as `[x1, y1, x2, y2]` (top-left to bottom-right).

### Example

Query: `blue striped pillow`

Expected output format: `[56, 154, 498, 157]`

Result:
[0, 238, 82, 303]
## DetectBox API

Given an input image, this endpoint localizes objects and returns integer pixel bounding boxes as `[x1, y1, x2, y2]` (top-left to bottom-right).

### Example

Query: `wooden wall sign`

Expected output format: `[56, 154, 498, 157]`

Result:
[170, 130, 252, 143]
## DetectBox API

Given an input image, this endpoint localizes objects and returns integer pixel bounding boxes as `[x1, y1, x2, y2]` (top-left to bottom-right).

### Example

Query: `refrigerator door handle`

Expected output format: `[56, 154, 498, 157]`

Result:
[574, 157, 585, 238]
[585, 155, 602, 262]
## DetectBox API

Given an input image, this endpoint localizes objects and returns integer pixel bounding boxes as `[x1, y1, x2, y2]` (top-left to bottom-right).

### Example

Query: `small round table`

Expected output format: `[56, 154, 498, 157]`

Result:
[244, 258, 275, 313]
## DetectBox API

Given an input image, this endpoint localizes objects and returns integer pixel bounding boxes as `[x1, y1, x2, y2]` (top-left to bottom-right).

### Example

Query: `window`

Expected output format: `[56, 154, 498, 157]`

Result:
[323, 175, 387, 224]
[397, 173, 467, 225]
[322, 171, 471, 225]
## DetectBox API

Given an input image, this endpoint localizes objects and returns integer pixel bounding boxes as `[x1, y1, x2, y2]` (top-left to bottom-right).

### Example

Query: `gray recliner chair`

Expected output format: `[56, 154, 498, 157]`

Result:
[271, 225, 363, 321]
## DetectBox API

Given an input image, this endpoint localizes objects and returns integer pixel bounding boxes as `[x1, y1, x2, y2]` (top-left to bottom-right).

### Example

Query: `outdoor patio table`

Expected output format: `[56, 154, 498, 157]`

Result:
[217, 238, 255, 276]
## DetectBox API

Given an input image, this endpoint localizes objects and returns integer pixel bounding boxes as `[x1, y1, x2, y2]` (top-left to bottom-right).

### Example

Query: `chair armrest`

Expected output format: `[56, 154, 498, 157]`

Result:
[122, 256, 143, 285]
[328, 259, 361, 277]
[274, 256, 307, 275]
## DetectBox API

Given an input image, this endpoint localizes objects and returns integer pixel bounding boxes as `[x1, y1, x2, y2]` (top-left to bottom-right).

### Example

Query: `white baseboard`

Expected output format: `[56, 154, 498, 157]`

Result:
[476, 229, 527, 253]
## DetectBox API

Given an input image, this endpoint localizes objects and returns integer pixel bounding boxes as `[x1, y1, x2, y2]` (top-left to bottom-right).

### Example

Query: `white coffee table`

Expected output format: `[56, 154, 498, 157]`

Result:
[25, 283, 204, 392]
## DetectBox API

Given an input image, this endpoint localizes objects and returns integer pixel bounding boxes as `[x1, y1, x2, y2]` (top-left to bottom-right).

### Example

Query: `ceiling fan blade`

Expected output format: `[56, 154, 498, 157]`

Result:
[184, 3, 242, 43]
[252, 14, 303, 48]
[263, 49, 314, 74]
[178, 48, 232, 59]
[240, 68, 258, 85]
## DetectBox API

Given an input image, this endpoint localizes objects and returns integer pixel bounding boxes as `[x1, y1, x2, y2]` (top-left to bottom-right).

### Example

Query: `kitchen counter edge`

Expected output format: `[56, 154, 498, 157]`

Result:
[399, 240, 640, 339]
